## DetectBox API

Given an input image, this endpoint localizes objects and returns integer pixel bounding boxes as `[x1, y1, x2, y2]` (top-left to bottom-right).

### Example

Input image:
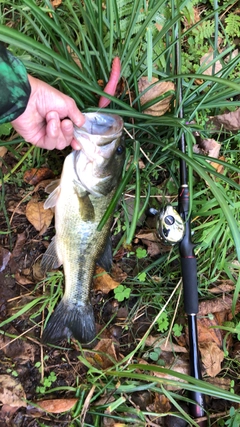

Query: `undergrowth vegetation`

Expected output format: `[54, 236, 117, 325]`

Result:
[0, 0, 240, 426]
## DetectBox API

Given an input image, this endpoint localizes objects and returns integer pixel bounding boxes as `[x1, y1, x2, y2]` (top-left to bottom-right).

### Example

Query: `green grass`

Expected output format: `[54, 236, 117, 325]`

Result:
[0, 0, 240, 425]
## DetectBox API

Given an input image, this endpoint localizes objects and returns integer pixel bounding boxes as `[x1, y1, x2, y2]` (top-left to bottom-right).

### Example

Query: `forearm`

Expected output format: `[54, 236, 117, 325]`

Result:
[0, 43, 31, 124]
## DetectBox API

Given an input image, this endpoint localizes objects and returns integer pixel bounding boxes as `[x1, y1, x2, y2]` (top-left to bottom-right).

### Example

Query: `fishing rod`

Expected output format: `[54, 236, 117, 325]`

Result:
[157, 13, 207, 427]
[176, 42, 207, 426]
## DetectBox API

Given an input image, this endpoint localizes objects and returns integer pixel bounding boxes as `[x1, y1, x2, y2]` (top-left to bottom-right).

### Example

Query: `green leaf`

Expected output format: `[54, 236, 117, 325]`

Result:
[136, 247, 147, 259]
[114, 284, 131, 302]
[0, 123, 12, 136]
[172, 323, 183, 337]
[137, 272, 147, 282]
[157, 312, 169, 333]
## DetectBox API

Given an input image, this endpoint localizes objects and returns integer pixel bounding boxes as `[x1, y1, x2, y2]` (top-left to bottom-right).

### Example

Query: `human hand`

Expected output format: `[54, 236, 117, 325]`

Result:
[11, 75, 85, 150]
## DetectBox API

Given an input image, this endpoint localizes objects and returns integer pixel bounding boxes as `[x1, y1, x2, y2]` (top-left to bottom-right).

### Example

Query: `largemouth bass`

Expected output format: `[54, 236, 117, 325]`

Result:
[41, 113, 125, 344]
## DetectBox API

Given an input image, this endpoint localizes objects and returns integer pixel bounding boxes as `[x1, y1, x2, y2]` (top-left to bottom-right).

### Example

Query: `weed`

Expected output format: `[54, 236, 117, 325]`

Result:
[135, 247, 147, 259]
[225, 407, 240, 427]
[172, 323, 183, 337]
[225, 13, 240, 38]
[6, 368, 18, 377]
[0, 122, 12, 137]
[114, 284, 131, 302]
[156, 311, 169, 333]
[36, 371, 57, 395]
[137, 271, 147, 282]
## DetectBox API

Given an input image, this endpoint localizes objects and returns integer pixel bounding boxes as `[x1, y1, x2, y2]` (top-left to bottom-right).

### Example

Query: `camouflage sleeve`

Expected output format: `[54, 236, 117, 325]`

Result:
[0, 43, 31, 124]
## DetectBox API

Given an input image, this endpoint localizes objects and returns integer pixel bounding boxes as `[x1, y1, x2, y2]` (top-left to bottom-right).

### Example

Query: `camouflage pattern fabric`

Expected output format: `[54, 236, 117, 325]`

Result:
[0, 43, 31, 124]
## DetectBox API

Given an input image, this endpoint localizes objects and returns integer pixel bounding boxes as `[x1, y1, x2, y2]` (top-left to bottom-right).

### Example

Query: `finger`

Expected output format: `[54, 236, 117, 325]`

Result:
[44, 116, 67, 150]
[61, 118, 74, 136]
[71, 138, 82, 150]
[65, 99, 85, 127]
[46, 111, 61, 138]
[43, 127, 68, 150]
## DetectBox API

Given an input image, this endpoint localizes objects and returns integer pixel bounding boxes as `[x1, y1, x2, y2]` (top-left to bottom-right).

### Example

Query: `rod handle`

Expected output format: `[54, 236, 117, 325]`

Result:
[181, 257, 199, 314]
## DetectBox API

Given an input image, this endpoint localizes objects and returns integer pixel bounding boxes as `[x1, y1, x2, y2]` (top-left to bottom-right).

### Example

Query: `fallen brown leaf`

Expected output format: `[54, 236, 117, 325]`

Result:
[35, 398, 78, 414]
[85, 339, 119, 369]
[142, 239, 163, 257]
[0, 328, 35, 364]
[11, 232, 26, 258]
[102, 416, 121, 426]
[193, 138, 221, 158]
[66, 45, 82, 69]
[93, 266, 120, 293]
[14, 271, 34, 285]
[138, 77, 175, 116]
[199, 295, 235, 316]
[209, 155, 225, 174]
[151, 393, 171, 414]
[182, 6, 201, 29]
[136, 231, 159, 242]
[26, 197, 53, 234]
[0, 374, 26, 408]
[193, 138, 225, 174]
[7, 200, 26, 215]
[199, 342, 224, 377]
[153, 357, 190, 390]
[110, 263, 128, 283]
[0, 405, 19, 423]
[145, 336, 187, 353]
[196, 316, 223, 347]
[50, 0, 62, 8]
[200, 51, 223, 76]
[136, 230, 171, 255]
[209, 280, 235, 294]
[212, 108, 240, 131]
[23, 167, 55, 185]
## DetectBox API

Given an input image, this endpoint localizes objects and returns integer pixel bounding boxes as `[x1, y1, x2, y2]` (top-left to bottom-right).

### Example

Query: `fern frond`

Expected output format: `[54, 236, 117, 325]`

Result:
[225, 13, 240, 38]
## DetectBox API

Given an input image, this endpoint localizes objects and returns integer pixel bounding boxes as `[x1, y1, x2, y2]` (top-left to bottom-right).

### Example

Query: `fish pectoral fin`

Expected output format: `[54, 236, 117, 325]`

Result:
[41, 236, 62, 272]
[72, 180, 95, 221]
[45, 179, 61, 194]
[73, 179, 87, 198]
[97, 235, 113, 272]
[44, 185, 61, 209]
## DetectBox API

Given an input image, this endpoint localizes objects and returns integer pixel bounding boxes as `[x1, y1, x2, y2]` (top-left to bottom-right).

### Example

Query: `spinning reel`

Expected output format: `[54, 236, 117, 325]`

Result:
[153, 205, 185, 245]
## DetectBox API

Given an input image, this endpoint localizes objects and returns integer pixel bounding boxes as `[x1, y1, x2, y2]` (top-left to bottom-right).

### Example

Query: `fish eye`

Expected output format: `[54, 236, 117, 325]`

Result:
[116, 145, 124, 155]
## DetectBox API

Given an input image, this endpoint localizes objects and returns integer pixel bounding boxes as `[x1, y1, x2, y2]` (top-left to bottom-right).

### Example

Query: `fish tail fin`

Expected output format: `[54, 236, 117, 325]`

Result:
[42, 300, 96, 345]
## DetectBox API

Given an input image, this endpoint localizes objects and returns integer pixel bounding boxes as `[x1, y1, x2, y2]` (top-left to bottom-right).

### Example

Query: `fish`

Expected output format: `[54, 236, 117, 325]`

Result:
[41, 112, 125, 345]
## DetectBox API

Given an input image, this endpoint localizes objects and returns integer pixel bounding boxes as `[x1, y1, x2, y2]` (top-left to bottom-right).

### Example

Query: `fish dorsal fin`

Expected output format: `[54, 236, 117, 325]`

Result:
[44, 185, 61, 209]
[41, 236, 62, 273]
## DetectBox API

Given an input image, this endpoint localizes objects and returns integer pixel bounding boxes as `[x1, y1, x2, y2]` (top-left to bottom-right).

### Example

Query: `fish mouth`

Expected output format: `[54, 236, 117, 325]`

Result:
[73, 112, 124, 149]
[73, 112, 124, 196]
